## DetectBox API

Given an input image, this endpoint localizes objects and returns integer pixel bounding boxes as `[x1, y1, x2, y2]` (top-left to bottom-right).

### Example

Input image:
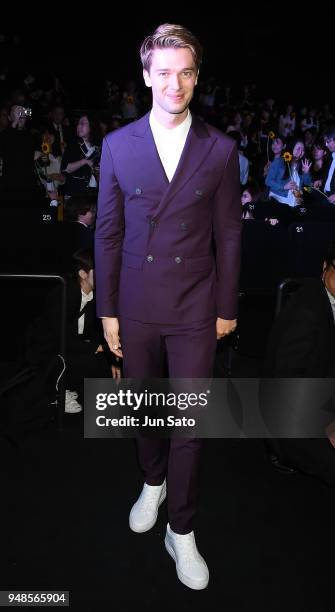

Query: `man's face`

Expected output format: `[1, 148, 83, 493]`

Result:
[323, 261, 335, 297]
[143, 47, 198, 119]
[324, 136, 335, 153]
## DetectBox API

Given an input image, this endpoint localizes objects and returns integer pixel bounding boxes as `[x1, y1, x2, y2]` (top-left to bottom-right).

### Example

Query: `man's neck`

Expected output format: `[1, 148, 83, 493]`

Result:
[151, 105, 189, 130]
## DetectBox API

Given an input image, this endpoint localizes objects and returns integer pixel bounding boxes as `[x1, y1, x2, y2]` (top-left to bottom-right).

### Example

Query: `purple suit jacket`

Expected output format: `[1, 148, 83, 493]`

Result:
[95, 113, 242, 324]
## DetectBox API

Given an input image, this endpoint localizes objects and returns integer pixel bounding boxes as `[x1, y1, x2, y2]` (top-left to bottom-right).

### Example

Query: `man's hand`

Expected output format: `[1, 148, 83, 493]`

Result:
[102, 317, 123, 357]
[328, 194, 335, 204]
[216, 318, 237, 340]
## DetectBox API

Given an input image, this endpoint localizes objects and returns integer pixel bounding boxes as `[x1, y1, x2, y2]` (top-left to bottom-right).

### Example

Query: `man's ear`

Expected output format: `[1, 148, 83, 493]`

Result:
[195, 70, 199, 86]
[78, 269, 87, 281]
[143, 70, 152, 88]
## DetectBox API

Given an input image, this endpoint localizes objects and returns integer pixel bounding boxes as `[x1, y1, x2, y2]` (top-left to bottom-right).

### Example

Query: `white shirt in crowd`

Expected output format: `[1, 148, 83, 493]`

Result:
[78, 290, 93, 335]
[326, 287, 335, 322]
[324, 152, 335, 193]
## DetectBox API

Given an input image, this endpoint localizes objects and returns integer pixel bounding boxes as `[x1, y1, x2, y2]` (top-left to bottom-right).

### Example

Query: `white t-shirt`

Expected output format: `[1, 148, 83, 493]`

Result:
[149, 110, 192, 182]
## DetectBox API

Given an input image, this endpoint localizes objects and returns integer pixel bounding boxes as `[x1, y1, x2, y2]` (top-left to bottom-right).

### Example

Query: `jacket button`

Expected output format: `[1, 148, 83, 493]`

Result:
[174, 256, 182, 264]
[150, 220, 156, 228]
[180, 222, 188, 230]
[135, 187, 142, 195]
[195, 189, 203, 196]
[147, 254, 154, 263]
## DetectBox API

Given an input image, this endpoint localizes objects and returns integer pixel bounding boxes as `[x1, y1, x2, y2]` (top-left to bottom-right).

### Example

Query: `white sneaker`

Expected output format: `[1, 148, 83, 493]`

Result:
[65, 390, 82, 414]
[165, 523, 209, 590]
[129, 480, 166, 533]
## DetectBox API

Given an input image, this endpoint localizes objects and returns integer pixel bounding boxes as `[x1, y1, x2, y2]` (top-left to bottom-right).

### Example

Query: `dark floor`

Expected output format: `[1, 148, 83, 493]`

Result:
[2, 406, 335, 612]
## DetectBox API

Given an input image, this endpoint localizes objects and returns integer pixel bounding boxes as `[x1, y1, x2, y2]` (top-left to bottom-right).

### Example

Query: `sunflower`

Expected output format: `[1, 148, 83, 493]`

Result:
[283, 152, 292, 163]
[42, 141, 51, 155]
[268, 131, 275, 139]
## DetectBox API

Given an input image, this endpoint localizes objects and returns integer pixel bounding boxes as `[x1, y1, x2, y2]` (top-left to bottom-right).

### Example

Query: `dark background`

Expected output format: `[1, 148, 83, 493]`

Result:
[2, 6, 331, 107]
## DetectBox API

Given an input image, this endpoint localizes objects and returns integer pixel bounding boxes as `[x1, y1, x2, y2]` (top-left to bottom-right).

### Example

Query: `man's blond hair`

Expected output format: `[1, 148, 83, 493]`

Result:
[140, 23, 202, 73]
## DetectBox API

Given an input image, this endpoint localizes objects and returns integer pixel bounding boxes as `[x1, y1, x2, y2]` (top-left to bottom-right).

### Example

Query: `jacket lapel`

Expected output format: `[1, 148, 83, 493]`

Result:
[152, 115, 217, 219]
[130, 113, 217, 217]
[130, 113, 169, 188]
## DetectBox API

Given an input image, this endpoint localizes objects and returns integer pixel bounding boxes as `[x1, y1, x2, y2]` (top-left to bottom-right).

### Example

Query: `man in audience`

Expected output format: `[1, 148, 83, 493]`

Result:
[322, 126, 335, 204]
[263, 242, 335, 485]
[0, 104, 40, 205]
[61, 194, 96, 270]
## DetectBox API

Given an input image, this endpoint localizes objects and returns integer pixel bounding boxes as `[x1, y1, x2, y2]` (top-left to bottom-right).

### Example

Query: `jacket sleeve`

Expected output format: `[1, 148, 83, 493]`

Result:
[94, 136, 125, 317]
[213, 141, 242, 320]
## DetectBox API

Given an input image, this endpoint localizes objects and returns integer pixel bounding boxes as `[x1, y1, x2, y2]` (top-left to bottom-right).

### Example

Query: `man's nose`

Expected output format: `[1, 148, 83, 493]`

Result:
[169, 74, 182, 90]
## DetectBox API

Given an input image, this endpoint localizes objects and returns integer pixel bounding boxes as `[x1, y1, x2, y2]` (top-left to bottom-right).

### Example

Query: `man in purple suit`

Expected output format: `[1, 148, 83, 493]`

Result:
[95, 23, 241, 590]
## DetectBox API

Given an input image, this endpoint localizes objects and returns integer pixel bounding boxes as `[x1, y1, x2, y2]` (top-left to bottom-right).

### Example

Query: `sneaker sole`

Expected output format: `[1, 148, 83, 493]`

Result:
[164, 536, 209, 590]
[129, 485, 167, 533]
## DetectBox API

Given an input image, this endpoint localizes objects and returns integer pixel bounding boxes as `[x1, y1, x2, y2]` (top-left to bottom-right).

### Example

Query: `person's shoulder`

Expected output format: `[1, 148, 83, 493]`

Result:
[104, 114, 149, 147]
[289, 278, 328, 312]
[268, 156, 284, 171]
[194, 117, 234, 145]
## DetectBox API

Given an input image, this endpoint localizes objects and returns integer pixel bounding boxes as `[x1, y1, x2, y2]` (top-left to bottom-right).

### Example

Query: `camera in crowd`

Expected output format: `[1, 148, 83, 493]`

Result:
[18, 107, 32, 118]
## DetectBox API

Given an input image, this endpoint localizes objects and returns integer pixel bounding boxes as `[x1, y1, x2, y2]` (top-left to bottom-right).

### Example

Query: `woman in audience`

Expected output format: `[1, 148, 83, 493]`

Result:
[265, 137, 312, 207]
[34, 125, 64, 205]
[61, 114, 102, 198]
[241, 184, 261, 219]
[263, 136, 286, 178]
[278, 104, 296, 138]
[310, 137, 327, 184]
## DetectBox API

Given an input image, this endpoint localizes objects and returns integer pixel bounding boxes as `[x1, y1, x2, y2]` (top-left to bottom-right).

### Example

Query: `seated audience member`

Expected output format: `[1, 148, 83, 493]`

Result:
[61, 114, 101, 198]
[278, 104, 296, 138]
[227, 130, 249, 186]
[263, 136, 286, 178]
[26, 249, 121, 414]
[47, 104, 71, 154]
[310, 137, 327, 184]
[61, 194, 96, 270]
[262, 243, 335, 485]
[34, 125, 65, 206]
[320, 125, 335, 205]
[0, 104, 42, 204]
[265, 137, 312, 207]
[241, 184, 261, 219]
